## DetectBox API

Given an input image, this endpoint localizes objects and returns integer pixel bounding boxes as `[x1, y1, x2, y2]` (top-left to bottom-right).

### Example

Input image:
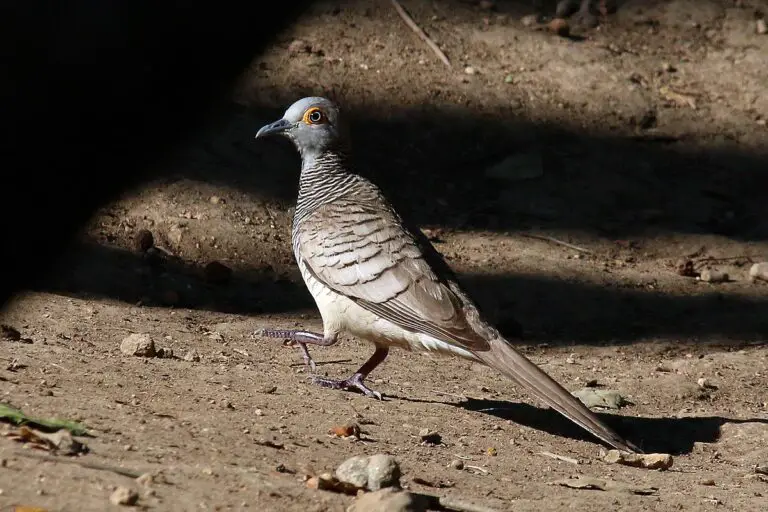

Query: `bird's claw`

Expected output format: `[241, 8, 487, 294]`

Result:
[297, 342, 317, 373]
[311, 374, 383, 400]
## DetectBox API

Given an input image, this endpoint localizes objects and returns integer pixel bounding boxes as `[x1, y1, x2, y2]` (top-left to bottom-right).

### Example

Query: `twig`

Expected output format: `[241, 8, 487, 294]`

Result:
[539, 451, 580, 465]
[391, 0, 451, 67]
[432, 390, 468, 400]
[464, 465, 489, 474]
[12, 450, 144, 478]
[438, 495, 501, 512]
[519, 232, 594, 255]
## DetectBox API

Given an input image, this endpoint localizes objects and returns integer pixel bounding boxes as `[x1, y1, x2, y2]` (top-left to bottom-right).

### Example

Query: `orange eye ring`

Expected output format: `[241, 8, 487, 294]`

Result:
[303, 107, 326, 125]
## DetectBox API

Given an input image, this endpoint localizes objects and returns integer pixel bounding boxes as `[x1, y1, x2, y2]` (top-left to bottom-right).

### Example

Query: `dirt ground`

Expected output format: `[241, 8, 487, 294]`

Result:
[2, 1, 768, 510]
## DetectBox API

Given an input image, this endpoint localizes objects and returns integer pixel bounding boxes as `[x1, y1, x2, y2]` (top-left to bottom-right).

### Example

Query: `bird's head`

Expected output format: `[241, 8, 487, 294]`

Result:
[255, 97, 345, 157]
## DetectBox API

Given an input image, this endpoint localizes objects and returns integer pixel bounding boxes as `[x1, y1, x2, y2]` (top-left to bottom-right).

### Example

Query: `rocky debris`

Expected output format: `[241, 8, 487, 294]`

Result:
[603, 450, 674, 470]
[749, 262, 768, 282]
[110, 486, 139, 506]
[418, 428, 442, 445]
[347, 488, 428, 512]
[183, 349, 201, 362]
[335, 454, 401, 491]
[699, 269, 729, 283]
[120, 333, 156, 357]
[572, 388, 628, 409]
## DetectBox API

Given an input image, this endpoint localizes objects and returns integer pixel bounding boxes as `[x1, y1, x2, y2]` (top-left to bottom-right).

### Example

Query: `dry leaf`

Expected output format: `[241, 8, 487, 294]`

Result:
[328, 424, 360, 438]
[604, 450, 673, 470]
[552, 475, 658, 495]
[8, 426, 87, 455]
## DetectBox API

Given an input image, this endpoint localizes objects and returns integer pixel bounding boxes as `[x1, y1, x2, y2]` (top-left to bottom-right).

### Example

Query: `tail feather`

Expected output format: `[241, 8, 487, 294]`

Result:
[476, 338, 641, 453]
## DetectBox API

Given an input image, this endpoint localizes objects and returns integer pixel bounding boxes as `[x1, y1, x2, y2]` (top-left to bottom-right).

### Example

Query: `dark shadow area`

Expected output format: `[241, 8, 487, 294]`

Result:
[38, 240, 768, 347]
[176, 100, 768, 244]
[452, 397, 768, 454]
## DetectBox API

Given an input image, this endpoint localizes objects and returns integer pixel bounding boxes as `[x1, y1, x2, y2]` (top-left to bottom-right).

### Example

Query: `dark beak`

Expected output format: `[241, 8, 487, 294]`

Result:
[255, 118, 292, 138]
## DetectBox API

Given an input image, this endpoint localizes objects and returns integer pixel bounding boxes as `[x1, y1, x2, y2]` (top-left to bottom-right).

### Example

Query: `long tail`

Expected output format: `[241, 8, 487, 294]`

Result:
[475, 337, 641, 453]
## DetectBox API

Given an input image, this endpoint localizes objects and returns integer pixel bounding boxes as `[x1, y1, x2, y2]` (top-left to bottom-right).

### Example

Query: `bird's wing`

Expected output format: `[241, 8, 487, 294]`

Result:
[298, 199, 489, 352]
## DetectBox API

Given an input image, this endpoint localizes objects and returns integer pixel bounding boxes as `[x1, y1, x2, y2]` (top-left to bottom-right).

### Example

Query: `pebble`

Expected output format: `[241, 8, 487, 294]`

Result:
[418, 428, 442, 445]
[699, 269, 729, 283]
[449, 459, 464, 470]
[120, 333, 156, 357]
[288, 39, 311, 54]
[183, 349, 201, 362]
[209, 195, 224, 204]
[572, 388, 626, 409]
[110, 486, 139, 506]
[697, 378, 717, 390]
[520, 14, 539, 27]
[749, 262, 768, 282]
[347, 488, 427, 512]
[603, 450, 673, 470]
[757, 18, 767, 35]
[335, 454, 401, 491]
[464, 66, 476, 75]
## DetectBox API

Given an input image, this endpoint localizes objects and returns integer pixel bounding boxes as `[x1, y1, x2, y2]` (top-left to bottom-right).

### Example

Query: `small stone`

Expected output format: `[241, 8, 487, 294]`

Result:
[183, 350, 200, 362]
[367, 454, 402, 491]
[757, 18, 767, 35]
[697, 378, 717, 390]
[110, 486, 139, 506]
[701, 479, 716, 486]
[1, 324, 22, 341]
[120, 333, 156, 357]
[604, 450, 673, 470]
[209, 195, 223, 204]
[288, 39, 311, 54]
[464, 66, 476, 75]
[547, 18, 570, 37]
[347, 488, 427, 512]
[661, 62, 677, 72]
[503, 73, 515, 84]
[699, 269, 728, 283]
[749, 262, 768, 282]
[572, 388, 627, 409]
[336, 455, 370, 488]
[449, 459, 464, 470]
[521, 14, 540, 27]
[136, 473, 154, 486]
[134, 229, 154, 253]
[418, 428, 442, 445]
[204, 261, 232, 285]
[335, 454, 401, 491]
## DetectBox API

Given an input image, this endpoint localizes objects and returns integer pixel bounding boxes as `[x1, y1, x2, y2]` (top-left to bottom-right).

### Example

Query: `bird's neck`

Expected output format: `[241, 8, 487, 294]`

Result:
[295, 150, 359, 222]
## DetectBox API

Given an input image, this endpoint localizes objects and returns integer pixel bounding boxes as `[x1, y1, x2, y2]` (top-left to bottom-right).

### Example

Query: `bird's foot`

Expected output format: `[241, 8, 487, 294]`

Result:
[259, 328, 336, 372]
[311, 373, 383, 400]
[296, 341, 317, 373]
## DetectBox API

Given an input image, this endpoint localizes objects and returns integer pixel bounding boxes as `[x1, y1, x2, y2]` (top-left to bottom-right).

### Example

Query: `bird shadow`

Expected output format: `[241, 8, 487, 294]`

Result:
[447, 397, 768, 455]
[384, 391, 767, 454]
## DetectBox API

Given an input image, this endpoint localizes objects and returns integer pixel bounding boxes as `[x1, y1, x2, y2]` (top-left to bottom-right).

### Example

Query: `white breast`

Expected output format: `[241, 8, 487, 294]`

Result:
[296, 257, 480, 362]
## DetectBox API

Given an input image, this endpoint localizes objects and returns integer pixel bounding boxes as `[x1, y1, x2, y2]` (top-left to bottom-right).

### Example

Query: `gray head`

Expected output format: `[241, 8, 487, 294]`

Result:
[255, 97, 346, 158]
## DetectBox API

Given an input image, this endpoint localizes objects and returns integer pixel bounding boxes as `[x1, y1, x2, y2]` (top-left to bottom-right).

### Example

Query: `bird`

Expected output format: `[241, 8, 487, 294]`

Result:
[254, 96, 640, 453]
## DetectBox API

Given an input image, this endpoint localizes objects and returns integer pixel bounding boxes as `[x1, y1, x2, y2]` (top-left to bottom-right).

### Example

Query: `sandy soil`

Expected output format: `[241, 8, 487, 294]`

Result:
[2, 1, 768, 510]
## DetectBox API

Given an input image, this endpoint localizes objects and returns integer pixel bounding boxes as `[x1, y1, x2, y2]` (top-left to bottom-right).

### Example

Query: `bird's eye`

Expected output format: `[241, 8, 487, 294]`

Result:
[304, 107, 326, 125]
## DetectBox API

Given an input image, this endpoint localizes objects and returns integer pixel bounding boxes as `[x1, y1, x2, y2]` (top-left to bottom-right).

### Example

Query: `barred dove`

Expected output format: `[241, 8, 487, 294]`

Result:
[255, 97, 639, 453]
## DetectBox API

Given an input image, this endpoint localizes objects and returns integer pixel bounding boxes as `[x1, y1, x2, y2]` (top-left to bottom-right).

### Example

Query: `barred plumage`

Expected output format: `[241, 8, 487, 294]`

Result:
[255, 96, 640, 453]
